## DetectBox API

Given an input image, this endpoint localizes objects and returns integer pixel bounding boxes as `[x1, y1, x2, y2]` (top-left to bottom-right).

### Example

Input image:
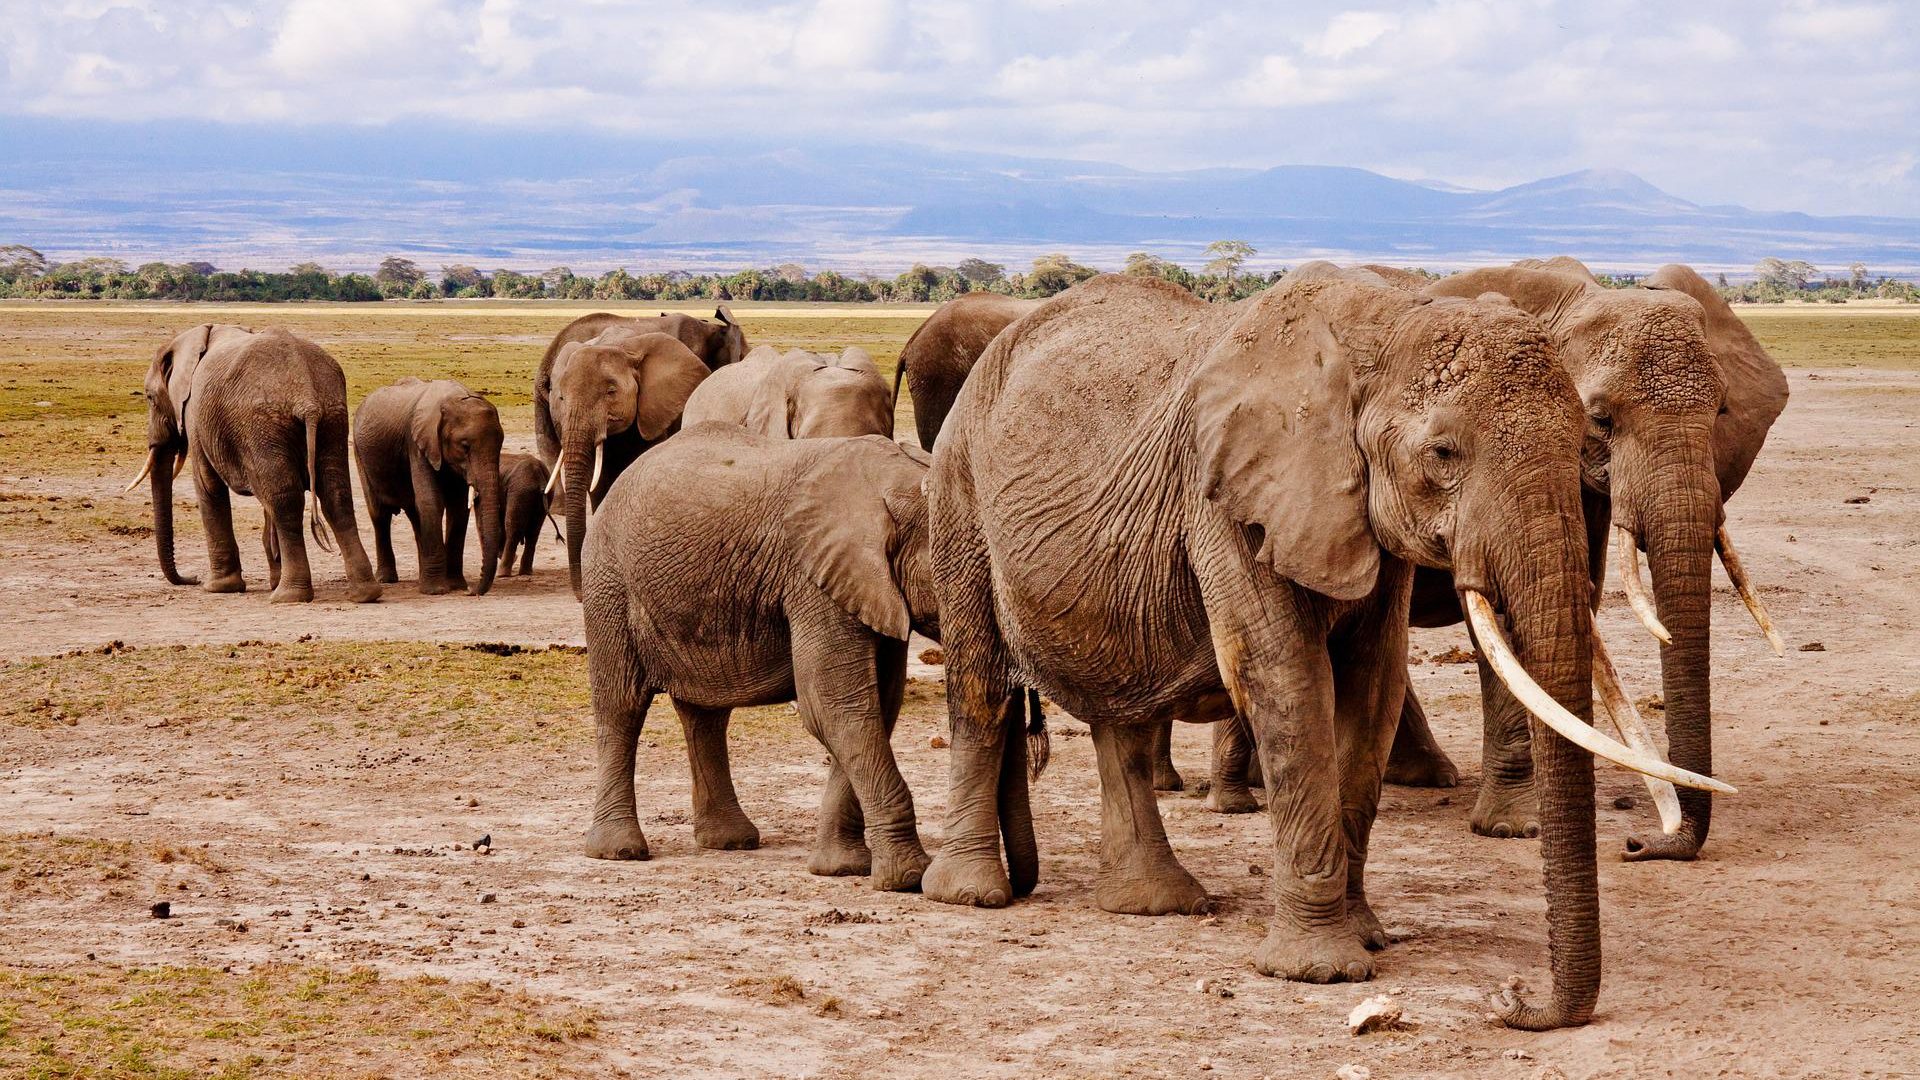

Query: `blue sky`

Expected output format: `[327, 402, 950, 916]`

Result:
[3, 1, 1916, 217]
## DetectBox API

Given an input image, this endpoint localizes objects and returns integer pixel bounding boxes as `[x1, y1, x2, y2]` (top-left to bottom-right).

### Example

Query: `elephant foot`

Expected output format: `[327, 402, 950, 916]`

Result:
[1384, 747, 1460, 788]
[692, 811, 761, 852]
[419, 580, 450, 596]
[347, 580, 383, 604]
[869, 840, 931, 892]
[1348, 896, 1389, 951]
[1205, 782, 1261, 814]
[445, 576, 470, 594]
[1094, 859, 1210, 916]
[376, 567, 399, 584]
[204, 572, 246, 594]
[1252, 924, 1375, 983]
[1622, 826, 1702, 863]
[921, 852, 1011, 908]
[808, 837, 871, 878]
[268, 582, 315, 604]
[1470, 781, 1540, 840]
[583, 819, 651, 861]
[1152, 761, 1185, 793]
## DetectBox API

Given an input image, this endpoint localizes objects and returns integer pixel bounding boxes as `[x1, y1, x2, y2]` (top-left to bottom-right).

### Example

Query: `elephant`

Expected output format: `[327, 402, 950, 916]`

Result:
[683, 345, 894, 439]
[921, 266, 1727, 1030]
[534, 306, 746, 466]
[580, 424, 958, 892]
[894, 292, 1040, 451]
[544, 328, 712, 597]
[1367, 259, 1788, 861]
[353, 378, 506, 597]
[496, 452, 556, 579]
[127, 324, 381, 604]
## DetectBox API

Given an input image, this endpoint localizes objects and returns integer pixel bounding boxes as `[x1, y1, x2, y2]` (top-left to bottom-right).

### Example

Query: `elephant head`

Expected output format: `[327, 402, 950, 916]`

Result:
[1192, 263, 1727, 1027]
[414, 382, 506, 596]
[747, 348, 896, 440]
[1424, 261, 1787, 859]
[129, 324, 251, 585]
[783, 436, 937, 641]
[706, 304, 748, 368]
[548, 329, 709, 597]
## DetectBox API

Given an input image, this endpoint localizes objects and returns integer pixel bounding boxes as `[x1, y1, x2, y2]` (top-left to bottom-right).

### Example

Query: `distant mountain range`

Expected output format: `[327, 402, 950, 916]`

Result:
[2, 119, 1916, 275]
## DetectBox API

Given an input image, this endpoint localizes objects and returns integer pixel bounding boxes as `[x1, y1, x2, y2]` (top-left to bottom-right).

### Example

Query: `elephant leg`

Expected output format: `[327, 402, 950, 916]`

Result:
[411, 479, 450, 595]
[1206, 714, 1261, 814]
[1384, 684, 1460, 788]
[793, 617, 927, 892]
[441, 477, 470, 593]
[1467, 621, 1541, 840]
[266, 489, 314, 604]
[673, 699, 759, 851]
[372, 507, 400, 584]
[500, 528, 520, 578]
[810, 635, 910, 879]
[195, 458, 245, 593]
[519, 527, 538, 576]
[1150, 719, 1183, 791]
[262, 506, 282, 592]
[1089, 720, 1209, 915]
[583, 601, 654, 862]
[1330, 578, 1412, 952]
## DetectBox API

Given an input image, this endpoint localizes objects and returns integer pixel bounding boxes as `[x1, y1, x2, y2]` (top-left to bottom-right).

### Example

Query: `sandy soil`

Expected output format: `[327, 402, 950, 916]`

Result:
[3, 369, 1918, 1078]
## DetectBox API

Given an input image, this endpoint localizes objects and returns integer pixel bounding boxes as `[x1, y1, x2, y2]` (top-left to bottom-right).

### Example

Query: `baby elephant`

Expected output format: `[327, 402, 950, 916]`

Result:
[682, 345, 894, 438]
[496, 451, 556, 578]
[354, 378, 507, 596]
[581, 423, 936, 891]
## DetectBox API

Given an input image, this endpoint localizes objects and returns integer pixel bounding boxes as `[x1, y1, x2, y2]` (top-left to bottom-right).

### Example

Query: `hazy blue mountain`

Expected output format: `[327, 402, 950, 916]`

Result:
[2, 119, 1915, 274]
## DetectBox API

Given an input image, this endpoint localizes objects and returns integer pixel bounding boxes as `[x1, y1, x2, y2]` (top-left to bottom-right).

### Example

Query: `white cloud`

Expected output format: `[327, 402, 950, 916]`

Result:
[0, 0, 1916, 215]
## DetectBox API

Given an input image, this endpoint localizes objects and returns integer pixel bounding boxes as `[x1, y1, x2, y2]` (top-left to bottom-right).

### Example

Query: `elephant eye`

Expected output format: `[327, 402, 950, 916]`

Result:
[1587, 410, 1613, 433]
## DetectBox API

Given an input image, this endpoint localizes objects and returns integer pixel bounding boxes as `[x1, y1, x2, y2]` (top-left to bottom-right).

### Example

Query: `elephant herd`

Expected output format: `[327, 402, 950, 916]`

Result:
[129, 257, 1789, 1031]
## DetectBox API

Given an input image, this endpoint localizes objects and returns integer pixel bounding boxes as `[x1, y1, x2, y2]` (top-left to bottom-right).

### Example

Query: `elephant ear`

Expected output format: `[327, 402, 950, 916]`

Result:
[1645, 264, 1790, 496]
[744, 352, 820, 439]
[833, 346, 879, 377]
[410, 380, 462, 470]
[155, 324, 213, 429]
[1423, 266, 1590, 324]
[783, 435, 924, 639]
[712, 304, 747, 367]
[622, 333, 711, 440]
[1190, 273, 1409, 600]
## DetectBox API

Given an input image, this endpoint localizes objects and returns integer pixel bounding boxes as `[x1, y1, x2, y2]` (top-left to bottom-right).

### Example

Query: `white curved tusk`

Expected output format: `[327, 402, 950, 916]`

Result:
[589, 442, 605, 493]
[1715, 526, 1786, 658]
[544, 462, 564, 496]
[123, 448, 156, 494]
[1589, 627, 1683, 834]
[1614, 527, 1672, 645]
[1463, 590, 1733, 794]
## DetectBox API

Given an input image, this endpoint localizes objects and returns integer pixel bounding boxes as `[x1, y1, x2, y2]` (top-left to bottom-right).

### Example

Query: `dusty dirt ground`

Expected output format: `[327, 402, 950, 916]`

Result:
[3, 313, 1919, 1076]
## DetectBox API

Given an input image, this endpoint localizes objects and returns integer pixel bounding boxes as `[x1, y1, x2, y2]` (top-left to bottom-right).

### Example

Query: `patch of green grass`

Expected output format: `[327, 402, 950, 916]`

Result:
[0, 640, 802, 752]
[1737, 309, 1920, 371]
[0, 962, 601, 1078]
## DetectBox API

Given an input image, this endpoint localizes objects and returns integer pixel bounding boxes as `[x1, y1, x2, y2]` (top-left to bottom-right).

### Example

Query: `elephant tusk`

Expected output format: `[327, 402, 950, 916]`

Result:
[1614, 527, 1673, 645]
[1463, 590, 1733, 794]
[1715, 526, 1786, 658]
[545, 462, 564, 496]
[124, 448, 156, 494]
[589, 442, 605, 494]
[1589, 627, 1683, 834]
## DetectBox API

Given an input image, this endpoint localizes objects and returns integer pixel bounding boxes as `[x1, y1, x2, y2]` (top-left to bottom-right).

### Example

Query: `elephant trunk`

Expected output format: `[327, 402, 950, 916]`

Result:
[151, 445, 199, 586]
[1468, 464, 1600, 1030]
[1634, 425, 1720, 854]
[562, 431, 597, 600]
[470, 463, 505, 597]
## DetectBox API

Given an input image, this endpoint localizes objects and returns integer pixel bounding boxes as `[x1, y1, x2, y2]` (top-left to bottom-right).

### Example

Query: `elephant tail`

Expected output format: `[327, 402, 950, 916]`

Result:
[1024, 686, 1050, 782]
[891, 348, 907, 408]
[304, 414, 337, 554]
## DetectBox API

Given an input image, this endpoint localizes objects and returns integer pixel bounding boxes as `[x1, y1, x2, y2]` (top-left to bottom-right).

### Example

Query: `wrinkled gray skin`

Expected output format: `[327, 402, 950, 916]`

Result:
[927, 267, 1609, 1030]
[545, 329, 712, 598]
[581, 425, 941, 891]
[684, 345, 895, 439]
[496, 452, 555, 578]
[354, 378, 506, 596]
[1365, 259, 1788, 862]
[140, 324, 380, 604]
[894, 293, 1040, 451]
[534, 307, 746, 465]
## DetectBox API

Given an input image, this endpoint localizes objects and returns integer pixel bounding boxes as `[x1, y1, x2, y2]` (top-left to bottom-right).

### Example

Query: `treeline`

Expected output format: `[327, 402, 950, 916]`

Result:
[1, 244, 1911, 305]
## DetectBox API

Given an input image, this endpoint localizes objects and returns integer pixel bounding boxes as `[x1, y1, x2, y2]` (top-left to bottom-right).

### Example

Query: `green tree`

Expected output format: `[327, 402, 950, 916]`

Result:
[441, 264, 488, 296]
[376, 257, 424, 293]
[1023, 253, 1096, 297]
[1203, 239, 1255, 278]
[1754, 257, 1816, 291]
[0, 244, 49, 281]
[1849, 262, 1870, 289]
[955, 258, 1005, 286]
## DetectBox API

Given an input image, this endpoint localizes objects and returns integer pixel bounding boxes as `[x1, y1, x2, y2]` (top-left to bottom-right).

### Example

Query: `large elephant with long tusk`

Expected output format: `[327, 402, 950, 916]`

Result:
[1355, 259, 1787, 862]
[922, 266, 1728, 1030]
[543, 328, 711, 598]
